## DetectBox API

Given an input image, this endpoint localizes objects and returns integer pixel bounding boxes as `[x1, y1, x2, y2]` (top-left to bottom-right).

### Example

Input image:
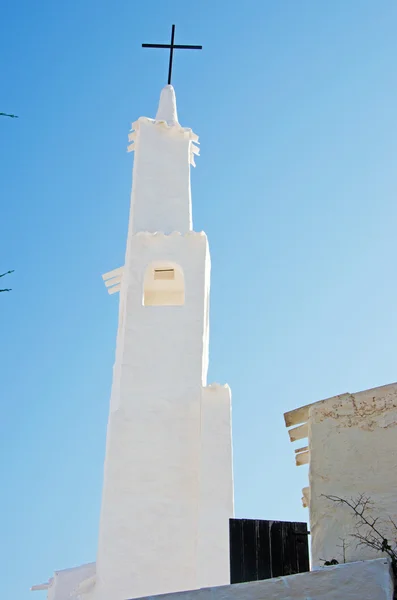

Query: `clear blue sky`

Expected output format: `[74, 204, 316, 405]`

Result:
[1, 1, 397, 598]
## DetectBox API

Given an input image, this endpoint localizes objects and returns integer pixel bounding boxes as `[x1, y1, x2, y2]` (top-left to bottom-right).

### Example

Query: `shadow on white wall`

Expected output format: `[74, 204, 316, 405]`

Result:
[143, 262, 185, 306]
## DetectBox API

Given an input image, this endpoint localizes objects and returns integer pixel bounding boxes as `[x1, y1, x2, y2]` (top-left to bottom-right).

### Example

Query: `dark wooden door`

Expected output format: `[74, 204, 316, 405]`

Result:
[229, 518, 310, 584]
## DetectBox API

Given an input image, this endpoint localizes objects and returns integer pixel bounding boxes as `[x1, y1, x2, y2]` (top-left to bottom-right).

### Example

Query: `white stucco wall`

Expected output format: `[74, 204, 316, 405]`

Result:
[33, 86, 234, 600]
[96, 86, 233, 600]
[132, 559, 394, 600]
[309, 383, 397, 567]
[127, 86, 198, 235]
[198, 384, 234, 588]
[96, 233, 210, 600]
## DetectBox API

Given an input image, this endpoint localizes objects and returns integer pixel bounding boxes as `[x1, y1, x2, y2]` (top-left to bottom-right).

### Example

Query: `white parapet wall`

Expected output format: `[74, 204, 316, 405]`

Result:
[309, 383, 397, 567]
[131, 559, 394, 600]
[284, 382, 397, 567]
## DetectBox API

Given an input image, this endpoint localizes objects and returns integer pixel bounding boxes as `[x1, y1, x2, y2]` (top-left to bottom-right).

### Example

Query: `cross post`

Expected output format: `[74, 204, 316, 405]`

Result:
[142, 25, 202, 85]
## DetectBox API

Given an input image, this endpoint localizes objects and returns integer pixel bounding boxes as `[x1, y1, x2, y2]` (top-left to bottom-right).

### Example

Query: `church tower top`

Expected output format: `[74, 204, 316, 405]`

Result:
[155, 85, 178, 125]
[127, 85, 199, 234]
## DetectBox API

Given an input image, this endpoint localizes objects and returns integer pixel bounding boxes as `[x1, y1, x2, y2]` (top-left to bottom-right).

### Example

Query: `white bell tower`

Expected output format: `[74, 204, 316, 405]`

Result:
[96, 85, 234, 600]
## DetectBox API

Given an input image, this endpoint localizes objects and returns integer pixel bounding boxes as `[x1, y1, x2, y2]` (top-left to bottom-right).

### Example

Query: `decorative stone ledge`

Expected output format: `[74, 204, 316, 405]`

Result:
[127, 117, 199, 166]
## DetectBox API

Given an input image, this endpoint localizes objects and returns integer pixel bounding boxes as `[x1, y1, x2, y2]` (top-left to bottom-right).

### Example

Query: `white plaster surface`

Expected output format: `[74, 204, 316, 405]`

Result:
[198, 385, 234, 588]
[127, 85, 199, 234]
[32, 85, 233, 600]
[31, 563, 95, 600]
[155, 85, 179, 125]
[132, 559, 394, 600]
[96, 232, 233, 600]
[309, 382, 397, 567]
[94, 87, 233, 600]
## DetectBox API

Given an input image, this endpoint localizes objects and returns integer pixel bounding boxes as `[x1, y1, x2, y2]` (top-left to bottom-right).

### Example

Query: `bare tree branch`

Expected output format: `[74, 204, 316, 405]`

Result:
[324, 494, 389, 546]
[336, 537, 350, 563]
[324, 494, 397, 583]
[0, 270, 14, 293]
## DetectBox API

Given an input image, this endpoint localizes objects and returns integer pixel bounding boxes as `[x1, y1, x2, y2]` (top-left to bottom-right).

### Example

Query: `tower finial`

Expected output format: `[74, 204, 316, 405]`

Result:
[155, 85, 178, 125]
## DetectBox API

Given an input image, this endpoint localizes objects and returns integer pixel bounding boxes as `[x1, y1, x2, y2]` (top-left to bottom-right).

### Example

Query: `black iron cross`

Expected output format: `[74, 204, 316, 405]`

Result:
[142, 25, 202, 85]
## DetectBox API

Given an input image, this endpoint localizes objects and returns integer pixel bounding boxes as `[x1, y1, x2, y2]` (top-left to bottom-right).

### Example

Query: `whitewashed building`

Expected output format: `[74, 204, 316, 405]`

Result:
[285, 382, 397, 568]
[32, 85, 234, 600]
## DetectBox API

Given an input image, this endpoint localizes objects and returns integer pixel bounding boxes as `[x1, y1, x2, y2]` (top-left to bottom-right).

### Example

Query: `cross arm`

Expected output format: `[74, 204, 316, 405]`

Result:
[142, 44, 202, 49]
[142, 25, 202, 85]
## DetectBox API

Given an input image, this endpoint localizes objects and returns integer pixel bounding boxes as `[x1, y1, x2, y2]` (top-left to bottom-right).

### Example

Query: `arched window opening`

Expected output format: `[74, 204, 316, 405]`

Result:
[143, 262, 185, 306]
